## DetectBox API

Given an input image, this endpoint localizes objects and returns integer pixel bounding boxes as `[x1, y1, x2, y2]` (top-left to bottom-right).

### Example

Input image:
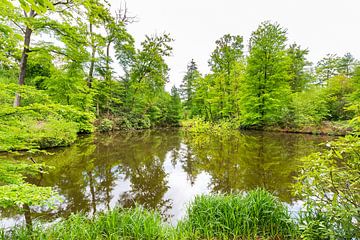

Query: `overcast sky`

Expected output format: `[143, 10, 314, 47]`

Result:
[109, 0, 360, 90]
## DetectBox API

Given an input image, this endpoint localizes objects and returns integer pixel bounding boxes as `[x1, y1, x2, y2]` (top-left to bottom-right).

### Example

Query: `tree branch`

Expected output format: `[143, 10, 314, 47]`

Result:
[11, 20, 25, 34]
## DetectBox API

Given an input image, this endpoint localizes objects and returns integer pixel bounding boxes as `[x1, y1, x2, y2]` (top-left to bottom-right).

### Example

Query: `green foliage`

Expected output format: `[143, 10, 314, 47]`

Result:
[207, 34, 244, 120]
[45, 64, 93, 111]
[3, 207, 167, 240]
[98, 118, 114, 132]
[165, 86, 182, 125]
[315, 53, 357, 84]
[0, 160, 58, 209]
[294, 135, 360, 239]
[291, 86, 328, 126]
[324, 75, 354, 121]
[287, 43, 312, 92]
[182, 118, 239, 137]
[0, 106, 79, 151]
[180, 59, 201, 118]
[0, 83, 51, 106]
[0, 84, 95, 151]
[240, 21, 291, 127]
[178, 189, 297, 239]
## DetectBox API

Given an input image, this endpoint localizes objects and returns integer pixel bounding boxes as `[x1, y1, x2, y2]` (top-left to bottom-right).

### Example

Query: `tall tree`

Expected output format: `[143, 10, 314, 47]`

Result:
[83, 0, 111, 88]
[315, 54, 341, 84]
[240, 21, 291, 127]
[180, 59, 201, 117]
[287, 43, 312, 92]
[208, 34, 244, 119]
[126, 34, 173, 124]
[1, 0, 83, 106]
[338, 53, 357, 77]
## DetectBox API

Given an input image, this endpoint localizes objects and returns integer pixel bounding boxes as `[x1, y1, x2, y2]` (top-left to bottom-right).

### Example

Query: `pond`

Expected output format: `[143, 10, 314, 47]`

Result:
[0, 129, 335, 228]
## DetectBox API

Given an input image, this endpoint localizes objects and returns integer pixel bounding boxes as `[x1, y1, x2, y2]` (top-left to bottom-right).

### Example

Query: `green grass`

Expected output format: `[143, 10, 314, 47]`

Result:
[178, 188, 298, 239]
[1, 189, 300, 240]
[2, 207, 168, 240]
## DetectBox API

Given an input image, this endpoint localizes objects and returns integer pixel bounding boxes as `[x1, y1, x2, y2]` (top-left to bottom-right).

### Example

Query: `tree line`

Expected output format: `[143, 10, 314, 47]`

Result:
[179, 22, 360, 129]
[0, 0, 181, 131]
[1, 1, 359, 132]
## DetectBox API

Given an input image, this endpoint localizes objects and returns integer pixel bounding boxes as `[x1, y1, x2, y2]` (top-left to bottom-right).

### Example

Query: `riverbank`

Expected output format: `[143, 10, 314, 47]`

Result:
[1, 111, 350, 153]
[181, 118, 352, 136]
[264, 121, 351, 136]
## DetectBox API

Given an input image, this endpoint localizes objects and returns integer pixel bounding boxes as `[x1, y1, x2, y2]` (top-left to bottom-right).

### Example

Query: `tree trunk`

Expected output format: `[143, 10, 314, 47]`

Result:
[105, 41, 112, 81]
[23, 204, 33, 231]
[14, 23, 33, 107]
[87, 23, 95, 88]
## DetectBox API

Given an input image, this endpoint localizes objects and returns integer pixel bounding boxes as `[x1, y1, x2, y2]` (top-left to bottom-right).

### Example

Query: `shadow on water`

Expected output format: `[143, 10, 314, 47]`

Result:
[0, 129, 335, 227]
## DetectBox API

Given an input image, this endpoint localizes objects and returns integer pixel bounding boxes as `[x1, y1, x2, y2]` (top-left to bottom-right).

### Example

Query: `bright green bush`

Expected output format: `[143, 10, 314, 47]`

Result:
[0, 103, 94, 151]
[0, 116, 77, 151]
[291, 86, 328, 126]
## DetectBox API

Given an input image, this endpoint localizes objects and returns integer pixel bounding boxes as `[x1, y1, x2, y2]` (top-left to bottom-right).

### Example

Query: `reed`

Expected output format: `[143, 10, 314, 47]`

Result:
[178, 188, 298, 239]
[2, 207, 167, 240]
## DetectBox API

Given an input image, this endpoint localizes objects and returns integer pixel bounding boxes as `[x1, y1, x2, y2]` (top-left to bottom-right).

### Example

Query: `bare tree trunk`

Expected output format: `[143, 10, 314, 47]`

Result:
[14, 23, 33, 107]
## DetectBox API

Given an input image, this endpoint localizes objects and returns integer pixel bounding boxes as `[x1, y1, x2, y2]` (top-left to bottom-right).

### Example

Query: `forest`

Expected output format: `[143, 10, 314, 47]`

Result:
[0, 0, 359, 239]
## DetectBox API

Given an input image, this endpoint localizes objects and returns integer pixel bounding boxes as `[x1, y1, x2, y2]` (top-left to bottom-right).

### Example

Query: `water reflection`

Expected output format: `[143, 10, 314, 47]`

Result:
[0, 129, 334, 227]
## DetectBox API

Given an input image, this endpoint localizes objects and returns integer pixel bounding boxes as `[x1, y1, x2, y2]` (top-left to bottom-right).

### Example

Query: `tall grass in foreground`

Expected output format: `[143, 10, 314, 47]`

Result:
[1, 207, 167, 240]
[1, 189, 298, 239]
[178, 188, 298, 239]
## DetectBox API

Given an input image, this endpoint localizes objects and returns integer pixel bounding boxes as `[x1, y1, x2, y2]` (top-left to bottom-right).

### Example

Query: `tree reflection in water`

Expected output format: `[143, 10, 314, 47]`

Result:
[0, 129, 334, 227]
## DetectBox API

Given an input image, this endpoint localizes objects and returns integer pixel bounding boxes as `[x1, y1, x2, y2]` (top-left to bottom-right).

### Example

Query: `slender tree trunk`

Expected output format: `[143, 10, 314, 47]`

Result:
[14, 23, 33, 107]
[88, 46, 96, 88]
[105, 41, 112, 81]
[87, 23, 96, 88]
[23, 204, 33, 231]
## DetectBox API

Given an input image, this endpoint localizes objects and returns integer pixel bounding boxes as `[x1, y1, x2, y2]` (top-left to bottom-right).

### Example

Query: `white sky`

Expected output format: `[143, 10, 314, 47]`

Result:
[109, 0, 360, 90]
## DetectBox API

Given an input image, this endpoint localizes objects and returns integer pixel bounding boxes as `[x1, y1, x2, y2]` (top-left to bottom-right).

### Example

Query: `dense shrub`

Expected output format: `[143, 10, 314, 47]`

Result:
[291, 87, 328, 126]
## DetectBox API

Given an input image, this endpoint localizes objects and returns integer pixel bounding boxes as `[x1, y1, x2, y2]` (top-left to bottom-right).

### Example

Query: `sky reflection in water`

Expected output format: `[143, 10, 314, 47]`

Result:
[0, 129, 335, 227]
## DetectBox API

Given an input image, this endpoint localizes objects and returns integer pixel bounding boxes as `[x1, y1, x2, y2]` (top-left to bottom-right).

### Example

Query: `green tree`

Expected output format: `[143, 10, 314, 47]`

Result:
[124, 34, 173, 126]
[325, 74, 354, 121]
[1, 0, 81, 106]
[315, 54, 341, 85]
[180, 59, 201, 118]
[166, 86, 182, 125]
[287, 43, 312, 92]
[208, 34, 244, 119]
[82, 0, 111, 88]
[240, 21, 291, 127]
[338, 53, 357, 77]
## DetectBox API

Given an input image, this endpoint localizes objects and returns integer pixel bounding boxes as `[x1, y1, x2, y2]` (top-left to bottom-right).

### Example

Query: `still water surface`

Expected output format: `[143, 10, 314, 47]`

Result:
[0, 129, 335, 227]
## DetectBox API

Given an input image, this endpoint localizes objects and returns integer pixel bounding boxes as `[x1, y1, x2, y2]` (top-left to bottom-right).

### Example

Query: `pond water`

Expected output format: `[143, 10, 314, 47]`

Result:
[0, 129, 335, 228]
